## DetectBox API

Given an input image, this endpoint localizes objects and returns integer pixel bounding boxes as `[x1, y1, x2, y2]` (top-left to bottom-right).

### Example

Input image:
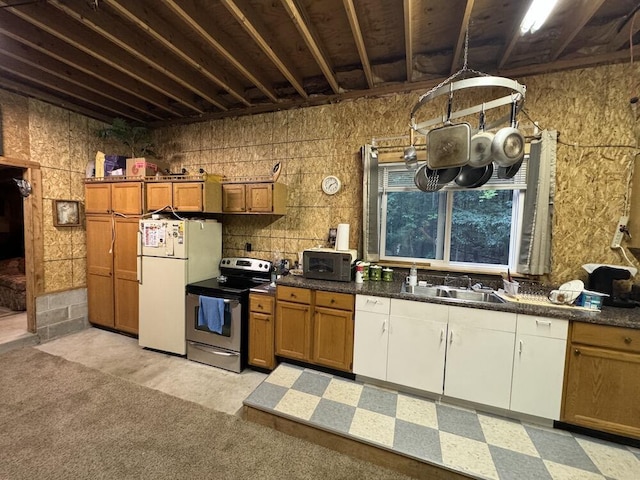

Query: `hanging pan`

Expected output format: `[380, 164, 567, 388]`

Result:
[455, 162, 494, 188]
[427, 91, 470, 170]
[492, 99, 524, 167]
[414, 163, 461, 192]
[403, 128, 418, 170]
[469, 105, 494, 167]
[497, 157, 523, 179]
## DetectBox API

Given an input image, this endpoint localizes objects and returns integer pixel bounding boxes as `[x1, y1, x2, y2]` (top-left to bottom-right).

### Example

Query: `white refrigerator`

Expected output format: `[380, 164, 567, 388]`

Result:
[138, 219, 222, 354]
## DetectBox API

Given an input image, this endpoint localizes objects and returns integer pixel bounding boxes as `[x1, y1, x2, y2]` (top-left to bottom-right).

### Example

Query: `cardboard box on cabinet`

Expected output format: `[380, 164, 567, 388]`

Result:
[125, 158, 171, 178]
[126, 158, 156, 177]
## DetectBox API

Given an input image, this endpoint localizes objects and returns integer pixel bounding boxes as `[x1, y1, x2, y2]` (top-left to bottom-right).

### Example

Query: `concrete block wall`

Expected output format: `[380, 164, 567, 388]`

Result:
[36, 288, 89, 342]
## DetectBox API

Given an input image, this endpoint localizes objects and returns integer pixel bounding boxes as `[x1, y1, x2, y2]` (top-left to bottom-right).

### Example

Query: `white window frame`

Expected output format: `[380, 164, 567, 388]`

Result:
[378, 162, 527, 272]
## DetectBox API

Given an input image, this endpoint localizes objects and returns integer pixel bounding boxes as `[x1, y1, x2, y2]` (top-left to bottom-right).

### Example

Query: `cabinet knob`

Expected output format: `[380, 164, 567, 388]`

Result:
[290, 293, 296, 298]
[574, 348, 581, 356]
[330, 298, 336, 303]
[258, 304, 263, 309]
[624, 337, 633, 344]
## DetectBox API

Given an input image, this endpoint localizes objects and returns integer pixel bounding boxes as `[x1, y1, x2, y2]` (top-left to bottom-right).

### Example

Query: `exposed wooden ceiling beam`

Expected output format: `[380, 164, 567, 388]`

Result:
[0, 75, 115, 124]
[502, 48, 633, 78]
[498, 1, 536, 70]
[0, 3, 202, 115]
[221, 0, 308, 99]
[403, 0, 413, 81]
[280, 0, 341, 94]
[450, 0, 475, 74]
[103, 0, 250, 107]
[46, 0, 224, 112]
[0, 53, 147, 122]
[549, 0, 605, 61]
[158, 46, 636, 128]
[343, 0, 373, 88]
[0, 9, 183, 118]
[0, 35, 163, 121]
[163, 0, 279, 103]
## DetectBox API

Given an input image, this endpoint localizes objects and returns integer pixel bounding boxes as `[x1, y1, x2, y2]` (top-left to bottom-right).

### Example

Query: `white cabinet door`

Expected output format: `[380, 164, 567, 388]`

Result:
[445, 321, 516, 409]
[387, 315, 447, 393]
[386, 299, 448, 393]
[510, 315, 568, 419]
[353, 310, 389, 380]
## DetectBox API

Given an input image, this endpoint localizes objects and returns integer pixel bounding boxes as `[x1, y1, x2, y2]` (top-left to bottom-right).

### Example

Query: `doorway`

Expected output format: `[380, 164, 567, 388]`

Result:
[0, 166, 27, 341]
[0, 157, 43, 344]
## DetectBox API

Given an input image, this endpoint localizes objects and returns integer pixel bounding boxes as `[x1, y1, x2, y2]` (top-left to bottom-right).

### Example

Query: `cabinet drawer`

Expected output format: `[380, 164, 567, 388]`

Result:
[517, 315, 568, 340]
[448, 305, 516, 332]
[316, 291, 354, 311]
[355, 295, 391, 314]
[572, 322, 640, 353]
[391, 298, 448, 322]
[277, 286, 311, 304]
[250, 294, 274, 314]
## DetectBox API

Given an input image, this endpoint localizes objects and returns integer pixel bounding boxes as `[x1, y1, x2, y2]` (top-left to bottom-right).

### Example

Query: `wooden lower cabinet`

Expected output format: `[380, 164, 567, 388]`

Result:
[275, 287, 312, 361]
[275, 286, 354, 372]
[249, 293, 276, 370]
[562, 322, 640, 439]
[86, 215, 139, 334]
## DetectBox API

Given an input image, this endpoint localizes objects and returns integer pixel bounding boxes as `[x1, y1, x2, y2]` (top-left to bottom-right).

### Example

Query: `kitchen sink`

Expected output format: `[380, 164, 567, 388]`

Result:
[402, 285, 505, 304]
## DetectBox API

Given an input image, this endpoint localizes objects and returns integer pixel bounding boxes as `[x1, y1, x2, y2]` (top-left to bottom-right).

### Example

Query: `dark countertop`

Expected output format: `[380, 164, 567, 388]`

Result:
[276, 275, 640, 330]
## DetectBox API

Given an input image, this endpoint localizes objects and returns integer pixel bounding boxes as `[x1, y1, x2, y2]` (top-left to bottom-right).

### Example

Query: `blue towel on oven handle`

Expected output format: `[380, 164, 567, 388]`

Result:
[198, 296, 225, 334]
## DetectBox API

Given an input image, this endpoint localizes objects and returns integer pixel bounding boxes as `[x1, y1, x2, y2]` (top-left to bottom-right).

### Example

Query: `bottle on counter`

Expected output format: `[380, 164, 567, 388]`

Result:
[355, 264, 364, 284]
[408, 263, 418, 286]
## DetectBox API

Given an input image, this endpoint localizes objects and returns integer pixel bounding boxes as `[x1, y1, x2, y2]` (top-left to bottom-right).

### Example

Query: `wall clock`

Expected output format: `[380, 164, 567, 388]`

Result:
[321, 175, 341, 195]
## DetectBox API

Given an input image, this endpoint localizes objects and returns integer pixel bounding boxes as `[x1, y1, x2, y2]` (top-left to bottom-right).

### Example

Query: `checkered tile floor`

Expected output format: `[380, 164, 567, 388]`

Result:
[244, 363, 640, 480]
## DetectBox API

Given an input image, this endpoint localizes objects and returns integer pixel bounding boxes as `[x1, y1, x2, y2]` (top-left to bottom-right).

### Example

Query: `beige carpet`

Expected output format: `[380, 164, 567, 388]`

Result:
[0, 347, 415, 480]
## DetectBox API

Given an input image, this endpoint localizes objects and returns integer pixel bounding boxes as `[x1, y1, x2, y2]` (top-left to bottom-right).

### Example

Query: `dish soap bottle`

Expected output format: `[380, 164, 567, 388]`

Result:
[409, 263, 418, 286]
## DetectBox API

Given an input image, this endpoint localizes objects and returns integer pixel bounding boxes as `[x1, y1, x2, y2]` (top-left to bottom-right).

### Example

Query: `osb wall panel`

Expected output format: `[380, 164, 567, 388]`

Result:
[153, 62, 639, 285]
[28, 99, 101, 292]
[0, 89, 29, 160]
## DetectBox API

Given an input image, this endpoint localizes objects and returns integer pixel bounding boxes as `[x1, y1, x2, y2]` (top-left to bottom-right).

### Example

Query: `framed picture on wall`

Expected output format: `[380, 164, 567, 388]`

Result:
[53, 200, 81, 227]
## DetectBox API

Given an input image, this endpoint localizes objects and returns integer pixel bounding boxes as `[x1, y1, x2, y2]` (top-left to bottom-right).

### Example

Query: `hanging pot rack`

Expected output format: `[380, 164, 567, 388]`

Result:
[410, 75, 527, 136]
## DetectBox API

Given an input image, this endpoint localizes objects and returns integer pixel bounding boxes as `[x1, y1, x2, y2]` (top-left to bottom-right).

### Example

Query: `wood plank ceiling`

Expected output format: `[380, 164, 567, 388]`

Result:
[0, 0, 638, 126]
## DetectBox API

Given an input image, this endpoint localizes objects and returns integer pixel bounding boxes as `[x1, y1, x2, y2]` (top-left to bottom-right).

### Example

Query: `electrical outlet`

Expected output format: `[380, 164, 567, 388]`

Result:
[611, 215, 629, 248]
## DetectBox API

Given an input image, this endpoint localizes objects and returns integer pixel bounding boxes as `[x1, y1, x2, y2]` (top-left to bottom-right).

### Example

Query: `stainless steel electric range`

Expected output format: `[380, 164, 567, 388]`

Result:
[185, 257, 272, 372]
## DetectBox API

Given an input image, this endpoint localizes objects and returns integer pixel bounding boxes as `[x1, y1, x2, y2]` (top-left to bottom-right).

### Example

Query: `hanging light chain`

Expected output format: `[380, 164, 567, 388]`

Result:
[417, 28, 490, 103]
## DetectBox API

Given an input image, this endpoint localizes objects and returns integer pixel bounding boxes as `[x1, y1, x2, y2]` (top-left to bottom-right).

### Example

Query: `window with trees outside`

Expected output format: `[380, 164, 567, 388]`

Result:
[378, 161, 527, 270]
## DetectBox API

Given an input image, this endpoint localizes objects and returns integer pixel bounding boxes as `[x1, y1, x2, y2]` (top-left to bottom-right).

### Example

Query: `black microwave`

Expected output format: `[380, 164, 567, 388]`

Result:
[302, 249, 356, 282]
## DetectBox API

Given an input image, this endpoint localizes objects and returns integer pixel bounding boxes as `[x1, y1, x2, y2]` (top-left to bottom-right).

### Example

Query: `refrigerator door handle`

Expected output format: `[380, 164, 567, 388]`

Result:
[137, 230, 142, 285]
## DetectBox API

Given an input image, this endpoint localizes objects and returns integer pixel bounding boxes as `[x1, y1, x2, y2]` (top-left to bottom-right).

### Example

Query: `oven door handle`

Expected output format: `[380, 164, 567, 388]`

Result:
[189, 342, 238, 357]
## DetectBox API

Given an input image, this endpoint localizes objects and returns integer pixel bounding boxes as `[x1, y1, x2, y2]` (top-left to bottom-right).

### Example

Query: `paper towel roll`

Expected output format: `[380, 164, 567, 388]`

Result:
[335, 223, 350, 251]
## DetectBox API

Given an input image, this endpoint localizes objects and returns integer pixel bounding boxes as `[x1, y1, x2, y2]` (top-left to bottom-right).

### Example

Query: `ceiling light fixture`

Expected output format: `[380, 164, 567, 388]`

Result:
[520, 0, 559, 35]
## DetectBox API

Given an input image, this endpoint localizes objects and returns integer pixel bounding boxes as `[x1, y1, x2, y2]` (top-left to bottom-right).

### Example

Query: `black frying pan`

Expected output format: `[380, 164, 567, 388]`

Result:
[455, 163, 494, 188]
[497, 157, 523, 179]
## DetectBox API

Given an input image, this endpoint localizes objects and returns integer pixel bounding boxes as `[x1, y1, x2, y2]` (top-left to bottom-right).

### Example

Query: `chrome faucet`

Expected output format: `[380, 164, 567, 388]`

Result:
[460, 275, 472, 289]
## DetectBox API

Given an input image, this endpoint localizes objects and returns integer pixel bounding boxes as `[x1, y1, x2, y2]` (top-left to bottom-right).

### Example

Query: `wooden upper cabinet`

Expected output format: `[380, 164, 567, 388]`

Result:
[146, 181, 205, 212]
[173, 182, 203, 211]
[222, 184, 246, 212]
[222, 182, 286, 214]
[85, 182, 143, 215]
[146, 180, 221, 213]
[85, 183, 112, 214]
[246, 183, 272, 212]
[111, 182, 143, 214]
[145, 182, 172, 211]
